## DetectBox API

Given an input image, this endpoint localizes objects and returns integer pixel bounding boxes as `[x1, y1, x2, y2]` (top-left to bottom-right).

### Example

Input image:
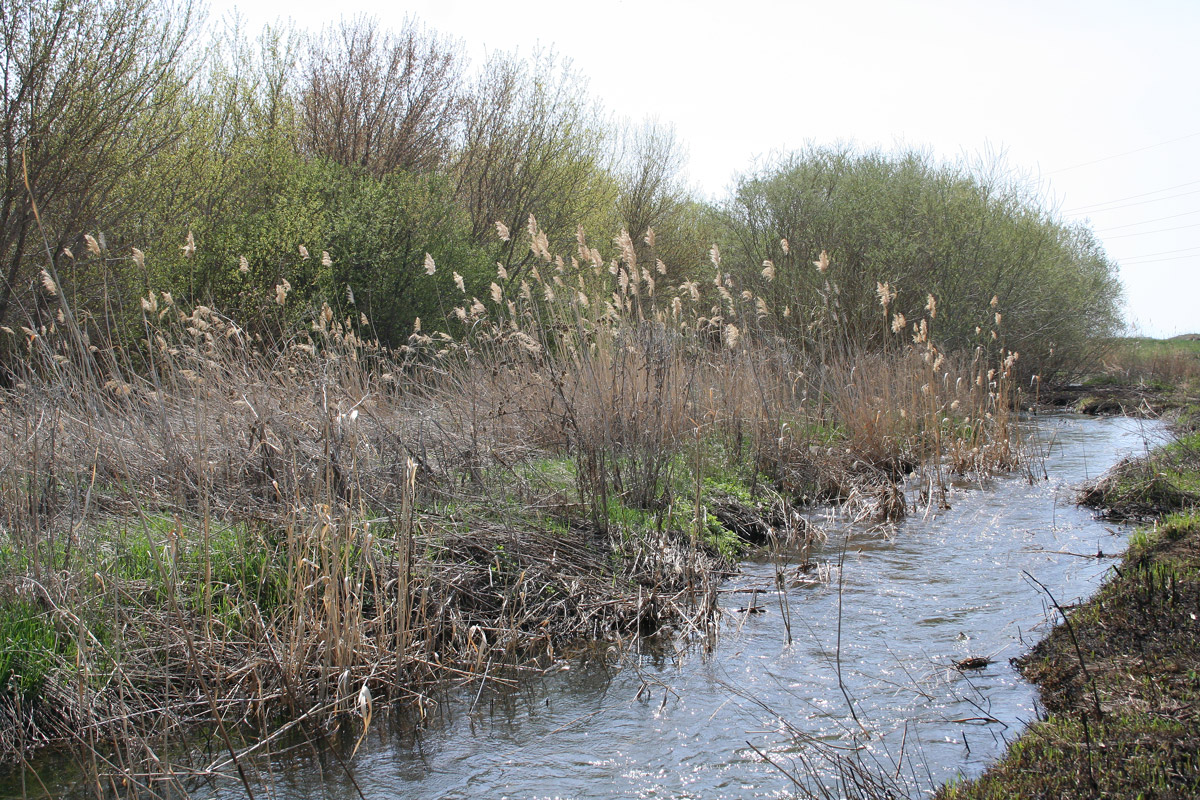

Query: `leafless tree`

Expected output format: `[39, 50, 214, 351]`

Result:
[0, 0, 195, 328]
[614, 119, 693, 267]
[300, 16, 462, 176]
[454, 49, 612, 273]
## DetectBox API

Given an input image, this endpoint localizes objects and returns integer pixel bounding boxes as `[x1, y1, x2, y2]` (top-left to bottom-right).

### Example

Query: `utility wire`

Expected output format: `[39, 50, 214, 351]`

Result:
[1115, 244, 1200, 261]
[1062, 179, 1200, 213]
[1046, 130, 1200, 175]
[1117, 252, 1200, 266]
[1067, 187, 1200, 215]
[1094, 208, 1200, 232]
[1104, 221, 1200, 239]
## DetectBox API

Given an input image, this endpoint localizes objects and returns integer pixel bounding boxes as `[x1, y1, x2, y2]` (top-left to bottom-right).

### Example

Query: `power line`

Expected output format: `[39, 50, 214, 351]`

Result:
[1095, 208, 1200, 232]
[1062, 179, 1200, 213]
[1067, 187, 1200, 216]
[1104, 221, 1200, 239]
[1046, 130, 1200, 175]
[1116, 244, 1200, 262]
[1117, 252, 1200, 266]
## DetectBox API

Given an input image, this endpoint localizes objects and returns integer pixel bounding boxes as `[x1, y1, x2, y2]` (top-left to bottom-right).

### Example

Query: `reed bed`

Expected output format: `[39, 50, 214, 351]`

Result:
[0, 222, 1029, 791]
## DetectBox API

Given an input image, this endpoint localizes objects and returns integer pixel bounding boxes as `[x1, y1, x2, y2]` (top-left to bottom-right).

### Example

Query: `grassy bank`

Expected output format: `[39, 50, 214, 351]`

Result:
[942, 409, 1200, 799]
[1039, 336, 1200, 416]
[0, 228, 1028, 791]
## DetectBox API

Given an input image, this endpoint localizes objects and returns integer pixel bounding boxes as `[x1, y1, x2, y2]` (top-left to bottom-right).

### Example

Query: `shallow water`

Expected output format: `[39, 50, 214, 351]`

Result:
[8, 415, 1164, 799]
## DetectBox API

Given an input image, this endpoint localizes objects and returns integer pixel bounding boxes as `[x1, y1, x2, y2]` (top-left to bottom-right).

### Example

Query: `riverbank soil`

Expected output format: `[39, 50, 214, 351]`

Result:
[942, 409, 1200, 800]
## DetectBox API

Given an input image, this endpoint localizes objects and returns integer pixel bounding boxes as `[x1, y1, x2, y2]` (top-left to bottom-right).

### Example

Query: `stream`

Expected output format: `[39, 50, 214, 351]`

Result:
[7, 414, 1165, 798]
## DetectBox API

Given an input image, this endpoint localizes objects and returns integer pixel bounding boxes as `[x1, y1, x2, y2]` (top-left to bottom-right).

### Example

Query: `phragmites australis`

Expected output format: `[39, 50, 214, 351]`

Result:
[814, 249, 829, 273]
[876, 281, 896, 308]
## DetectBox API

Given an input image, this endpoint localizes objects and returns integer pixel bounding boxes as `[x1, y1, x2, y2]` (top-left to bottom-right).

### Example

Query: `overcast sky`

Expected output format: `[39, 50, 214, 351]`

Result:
[209, 0, 1200, 337]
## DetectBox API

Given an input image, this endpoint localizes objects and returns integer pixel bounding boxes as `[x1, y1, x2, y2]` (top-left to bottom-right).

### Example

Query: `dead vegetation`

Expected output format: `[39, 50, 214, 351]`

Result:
[0, 222, 1029, 791]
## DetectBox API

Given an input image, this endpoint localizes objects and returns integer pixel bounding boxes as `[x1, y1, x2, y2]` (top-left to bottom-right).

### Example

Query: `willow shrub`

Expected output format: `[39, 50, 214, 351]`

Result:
[723, 146, 1123, 379]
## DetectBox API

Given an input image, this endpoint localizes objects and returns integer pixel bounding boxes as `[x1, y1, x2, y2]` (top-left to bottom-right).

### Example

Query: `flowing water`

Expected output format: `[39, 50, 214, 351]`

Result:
[7, 414, 1164, 799]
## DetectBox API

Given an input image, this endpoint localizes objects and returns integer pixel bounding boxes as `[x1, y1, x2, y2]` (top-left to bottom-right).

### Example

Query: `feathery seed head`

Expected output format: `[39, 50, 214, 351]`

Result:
[762, 260, 775, 281]
[495, 221, 511, 241]
[876, 281, 896, 308]
[814, 250, 829, 273]
[615, 230, 637, 267]
[424, 253, 436, 275]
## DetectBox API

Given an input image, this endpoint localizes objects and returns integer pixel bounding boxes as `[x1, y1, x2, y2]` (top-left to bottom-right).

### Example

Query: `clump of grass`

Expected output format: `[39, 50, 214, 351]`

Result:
[1100, 336, 1200, 391]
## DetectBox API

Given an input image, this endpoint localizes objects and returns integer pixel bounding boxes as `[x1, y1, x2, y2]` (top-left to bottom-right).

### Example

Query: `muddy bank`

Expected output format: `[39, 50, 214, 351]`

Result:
[1037, 381, 1198, 417]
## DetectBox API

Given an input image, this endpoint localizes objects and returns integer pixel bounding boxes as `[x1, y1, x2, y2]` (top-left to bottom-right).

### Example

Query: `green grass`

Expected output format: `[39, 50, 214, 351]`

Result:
[1120, 336, 1200, 359]
[0, 601, 66, 698]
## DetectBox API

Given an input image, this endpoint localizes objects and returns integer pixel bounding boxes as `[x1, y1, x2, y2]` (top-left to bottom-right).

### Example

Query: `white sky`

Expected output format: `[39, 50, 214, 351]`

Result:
[213, 0, 1200, 337]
